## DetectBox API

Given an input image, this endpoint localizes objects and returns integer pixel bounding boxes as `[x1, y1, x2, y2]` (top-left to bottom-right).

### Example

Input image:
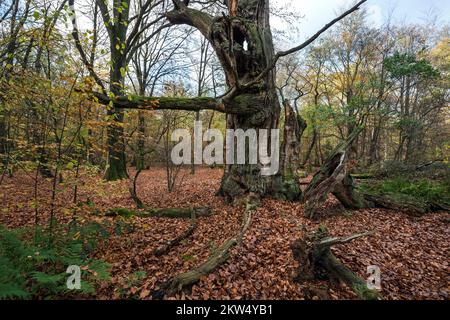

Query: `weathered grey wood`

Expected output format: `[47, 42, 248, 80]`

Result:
[291, 228, 380, 300]
[302, 128, 363, 218]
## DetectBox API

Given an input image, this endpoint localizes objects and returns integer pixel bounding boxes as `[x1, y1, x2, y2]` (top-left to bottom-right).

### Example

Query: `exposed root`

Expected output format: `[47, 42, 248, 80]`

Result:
[152, 193, 257, 299]
[153, 212, 198, 257]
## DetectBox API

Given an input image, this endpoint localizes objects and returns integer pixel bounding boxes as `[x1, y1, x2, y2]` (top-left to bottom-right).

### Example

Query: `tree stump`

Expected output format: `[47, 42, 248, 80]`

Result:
[302, 128, 363, 218]
[291, 227, 380, 300]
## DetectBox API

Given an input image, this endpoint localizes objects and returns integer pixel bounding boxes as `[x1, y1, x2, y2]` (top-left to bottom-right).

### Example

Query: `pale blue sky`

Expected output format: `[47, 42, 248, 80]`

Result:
[272, 0, 450, 45]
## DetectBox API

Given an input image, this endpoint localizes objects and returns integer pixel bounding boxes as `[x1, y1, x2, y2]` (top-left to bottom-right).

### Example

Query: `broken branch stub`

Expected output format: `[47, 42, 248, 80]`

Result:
[302, 128, 363, 219]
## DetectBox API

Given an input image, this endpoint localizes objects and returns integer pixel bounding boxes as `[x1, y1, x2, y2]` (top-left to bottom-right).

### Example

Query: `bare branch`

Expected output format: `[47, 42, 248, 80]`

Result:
[165, 2, 214, 38]
[242, 0, 368, 89]
[318, 231, 374, 248]
[68, 0, 106, 92]
[125, 0, 165, 51]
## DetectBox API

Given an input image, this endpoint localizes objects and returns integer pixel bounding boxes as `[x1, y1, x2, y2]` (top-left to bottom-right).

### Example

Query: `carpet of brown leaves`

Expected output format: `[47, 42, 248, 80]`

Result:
[0, 168, 448, 300]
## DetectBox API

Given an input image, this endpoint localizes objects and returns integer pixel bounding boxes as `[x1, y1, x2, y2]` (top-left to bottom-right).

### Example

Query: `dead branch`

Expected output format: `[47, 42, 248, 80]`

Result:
[153, 211, 198, 256]
[302, 128, 363, 219]
[104, 207, 212, 218]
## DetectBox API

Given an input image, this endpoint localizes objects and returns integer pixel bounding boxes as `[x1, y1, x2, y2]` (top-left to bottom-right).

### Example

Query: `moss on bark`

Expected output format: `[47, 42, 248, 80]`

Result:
[104, 207, 212, 218]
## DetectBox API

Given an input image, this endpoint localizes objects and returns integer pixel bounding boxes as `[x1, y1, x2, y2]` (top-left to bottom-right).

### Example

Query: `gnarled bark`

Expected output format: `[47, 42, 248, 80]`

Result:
[332, 174, 371, 210]
[166, 0, 299, 203]
[302, 128, 362, 219]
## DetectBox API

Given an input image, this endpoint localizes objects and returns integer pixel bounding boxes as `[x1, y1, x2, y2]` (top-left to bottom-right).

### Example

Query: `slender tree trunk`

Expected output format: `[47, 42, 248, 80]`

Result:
[104, 108, 128, 180]
[0, 114, 6, 157]
[136, 83, 148, 171]
[104, 49, 128, 180]
[136, 111, 147, 170]
[303, 128, 317, 168]
[368, 121, 381, 166]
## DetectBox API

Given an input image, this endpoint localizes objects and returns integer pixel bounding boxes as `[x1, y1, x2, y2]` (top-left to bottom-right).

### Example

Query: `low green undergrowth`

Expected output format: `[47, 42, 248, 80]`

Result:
[0, 222, 111, 299]
[360, 177, 450, 206]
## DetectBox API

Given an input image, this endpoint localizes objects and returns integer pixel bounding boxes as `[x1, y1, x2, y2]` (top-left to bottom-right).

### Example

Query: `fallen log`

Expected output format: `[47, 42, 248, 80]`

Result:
[104, 207, 212, 218]
[291, 227, 380, 300]
[350, 173, 374, 180]
[362, 193, 429, 217]
[334, 174, 448, 216]
[152, 193, 257, 299]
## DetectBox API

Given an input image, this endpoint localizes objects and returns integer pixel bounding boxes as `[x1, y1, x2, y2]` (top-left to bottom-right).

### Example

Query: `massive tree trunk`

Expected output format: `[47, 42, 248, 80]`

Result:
[86, 0, 368, 200]
[166, 0, 299, 203]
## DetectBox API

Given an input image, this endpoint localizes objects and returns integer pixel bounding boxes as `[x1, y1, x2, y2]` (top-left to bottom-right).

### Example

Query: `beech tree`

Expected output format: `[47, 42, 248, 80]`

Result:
[69, 0, 170, 180]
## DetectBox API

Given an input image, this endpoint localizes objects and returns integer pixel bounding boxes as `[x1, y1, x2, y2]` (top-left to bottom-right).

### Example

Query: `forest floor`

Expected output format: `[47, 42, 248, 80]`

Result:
[0, 167, 448, 300]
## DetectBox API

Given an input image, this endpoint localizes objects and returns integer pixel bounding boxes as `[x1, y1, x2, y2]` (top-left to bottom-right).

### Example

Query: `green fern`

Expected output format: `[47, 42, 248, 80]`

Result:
[30, 272, 66, 285]
[0, 283, 30, 299]
[0, 222, 111, 299]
